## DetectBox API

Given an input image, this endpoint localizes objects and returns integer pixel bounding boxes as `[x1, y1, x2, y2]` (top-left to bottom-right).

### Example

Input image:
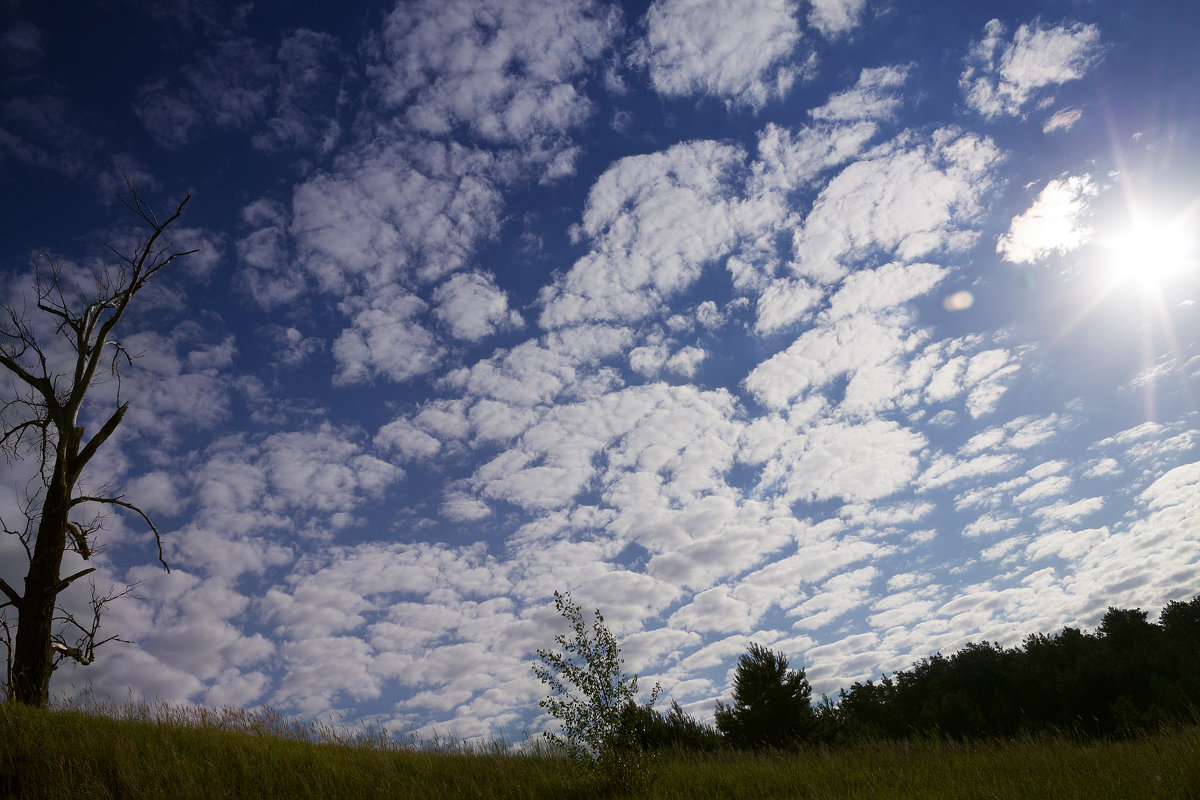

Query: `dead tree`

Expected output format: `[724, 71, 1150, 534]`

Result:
[0, 182, 194, 706]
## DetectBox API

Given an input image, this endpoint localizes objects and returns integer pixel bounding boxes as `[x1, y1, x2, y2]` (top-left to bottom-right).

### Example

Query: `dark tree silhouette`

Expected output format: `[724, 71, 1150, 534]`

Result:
[715, 643, 815, 749]
[0, 182, 193, 706]
[1159, 596, 1200, 642]
[828, 598, 1200, 743]
[836, 675, 901, 739]
[622, 698, 723, 752]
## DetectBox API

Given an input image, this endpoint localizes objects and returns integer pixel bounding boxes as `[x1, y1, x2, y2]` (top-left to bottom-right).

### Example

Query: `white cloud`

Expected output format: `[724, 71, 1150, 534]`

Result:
[264, 326, 323, 368]
[260, 428, 399, 514]
[1013, 474, 1071, 505]
[332, 292, 443, 386]
[1031, 496, 1104, 525]
[540, 139, 770, 328]
[790, 566, 878, 629]
[1025, 526, 1109, 562]
[754, 278, 823, 334]
[791, 128, 1001, 283]
[960, 426, 1006, 455]
[441, 492, 492, 521]
[52, 566, 277, 711]
[919, 451, 1021, 492]
[666, 346, 706, 377]
[826, 261, 947, 320]
[250, 540, 547, 726]
[807, 0, 868, 39]
[445, 329, 630, 407]
[236, 200, 301, 308]
[1124, 355, 1184, 391]
[997, 175, 1097, 264]
[1043, 106, 1083, 133]
[630, 343, 669, 376]
[751, 120, 878, 194]
[639, 0, 805, 109]
[695, 300, 727, 329]
[123, 471, 183, 518]
[275, 635, 380, 711]
[291, 139, 503, 289]
[433, 270, 524, 341]
[962, 512, 1019, 539]
[1083, 457, 1121, 479]
[755, 418, 926, 504]
[413, 401, 471, 441]
[668, 586, 758, 634]
[110, 327, 240, 449]
[1026, 460, 1068, 480]
[810, 65, 908, 122]
[744, 310, 921, 410]
[164, 423, 404, 569]
[371, 0, 616, 149]
[466, 383, 743, 516]
[1005, 414, 1064, 450]
[375, 418, 442, 460]
[962, 19, 1103, 118]
[1140, 461, 1200, 511]
[963, 348, 1022, 418]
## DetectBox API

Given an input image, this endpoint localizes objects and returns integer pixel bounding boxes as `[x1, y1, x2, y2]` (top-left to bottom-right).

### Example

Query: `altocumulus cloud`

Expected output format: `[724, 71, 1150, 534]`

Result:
[2, 0, 1198, 743]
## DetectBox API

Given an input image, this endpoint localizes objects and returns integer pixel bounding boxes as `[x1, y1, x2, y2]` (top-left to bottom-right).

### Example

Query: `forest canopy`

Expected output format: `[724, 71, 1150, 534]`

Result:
[622, 596, 1200, 751]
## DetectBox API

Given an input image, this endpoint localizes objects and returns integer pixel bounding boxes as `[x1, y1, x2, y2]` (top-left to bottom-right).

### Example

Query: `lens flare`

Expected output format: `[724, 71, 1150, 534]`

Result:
[942, 290, 974, 311]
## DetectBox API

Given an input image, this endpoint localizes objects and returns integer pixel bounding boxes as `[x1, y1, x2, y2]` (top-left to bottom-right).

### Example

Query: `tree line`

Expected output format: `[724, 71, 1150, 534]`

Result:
[615, 596, 1200, 753]
[534, 593, 1200, 793]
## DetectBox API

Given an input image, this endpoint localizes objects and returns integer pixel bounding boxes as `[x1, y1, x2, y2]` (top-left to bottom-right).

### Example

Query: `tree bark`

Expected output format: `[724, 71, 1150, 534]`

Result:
[10, 444, 74, 705]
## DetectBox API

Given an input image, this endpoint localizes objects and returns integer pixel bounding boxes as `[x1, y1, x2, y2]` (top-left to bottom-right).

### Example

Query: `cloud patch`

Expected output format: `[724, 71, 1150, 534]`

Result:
[961, 19, 1103, 119]
[433, 271, 524, 341]
[997, 175, 1096, 264]
[638, 0, 807, 109]
[371, 0, 617, 150]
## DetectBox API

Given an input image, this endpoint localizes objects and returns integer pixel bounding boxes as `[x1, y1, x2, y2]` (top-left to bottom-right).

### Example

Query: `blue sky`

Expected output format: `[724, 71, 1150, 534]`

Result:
[2, 0, 1198, 740]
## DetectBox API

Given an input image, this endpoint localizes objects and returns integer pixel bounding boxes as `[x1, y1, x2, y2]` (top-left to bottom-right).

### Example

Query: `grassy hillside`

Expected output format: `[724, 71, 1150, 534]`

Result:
[3, 701, 1198, 799]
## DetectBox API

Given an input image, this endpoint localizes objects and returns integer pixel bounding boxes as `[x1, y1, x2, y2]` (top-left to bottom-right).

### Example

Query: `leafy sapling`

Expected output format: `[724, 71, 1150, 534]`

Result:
[533, 590, 660, 793]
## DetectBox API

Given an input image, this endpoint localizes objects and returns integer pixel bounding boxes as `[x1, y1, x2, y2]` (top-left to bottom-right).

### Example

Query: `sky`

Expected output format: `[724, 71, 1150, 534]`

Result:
[1, 0, 1198, 741]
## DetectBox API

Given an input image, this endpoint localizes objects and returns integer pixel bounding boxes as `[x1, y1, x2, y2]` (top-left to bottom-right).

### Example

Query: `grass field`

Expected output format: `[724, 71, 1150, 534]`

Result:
[3, 699, 1198, 799]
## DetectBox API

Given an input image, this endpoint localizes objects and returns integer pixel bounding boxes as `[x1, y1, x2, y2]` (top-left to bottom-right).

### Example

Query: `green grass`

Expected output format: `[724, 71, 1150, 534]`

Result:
[3, 700, 1199, 799]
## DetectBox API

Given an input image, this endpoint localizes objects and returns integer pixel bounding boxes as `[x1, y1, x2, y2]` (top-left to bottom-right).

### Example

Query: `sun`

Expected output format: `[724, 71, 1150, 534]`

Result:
[1049, 199, 1196, 348]
[1101, 214, 1195, 294]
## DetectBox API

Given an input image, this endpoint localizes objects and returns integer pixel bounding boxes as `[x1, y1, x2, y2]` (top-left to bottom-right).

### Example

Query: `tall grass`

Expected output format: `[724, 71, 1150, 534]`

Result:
[3, 699, 1198, 799]
[1, 698, 575, 800]
[647, 731, 1200, 799]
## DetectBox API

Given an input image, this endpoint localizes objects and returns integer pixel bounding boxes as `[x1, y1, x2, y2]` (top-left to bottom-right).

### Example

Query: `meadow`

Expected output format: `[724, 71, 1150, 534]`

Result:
[3, 699, 1198, 799]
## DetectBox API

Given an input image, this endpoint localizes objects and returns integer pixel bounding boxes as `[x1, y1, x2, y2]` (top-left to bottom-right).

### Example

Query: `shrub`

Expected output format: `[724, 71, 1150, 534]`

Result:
[532, 591, 660, 794]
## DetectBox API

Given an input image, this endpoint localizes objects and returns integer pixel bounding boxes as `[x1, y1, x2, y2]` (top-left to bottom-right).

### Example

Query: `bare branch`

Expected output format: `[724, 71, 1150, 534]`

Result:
[65, 521, 91, 559]
[1, 617, 12, 696]
[1, 491, 39, 563]
[2, 182, 191, 705]
[74, 403, 128, 474]
[71, 495, 169, 572]
[0, 349, 54, 404]
[0, 416, 51, 463]
[50, 567, 96, 597]
[0, 578, 20, 608]
[51, 581, 137, 668]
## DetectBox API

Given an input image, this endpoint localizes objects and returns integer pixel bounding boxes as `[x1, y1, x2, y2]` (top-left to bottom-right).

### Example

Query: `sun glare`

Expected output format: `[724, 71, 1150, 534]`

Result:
[1103, 216, 1195, 293]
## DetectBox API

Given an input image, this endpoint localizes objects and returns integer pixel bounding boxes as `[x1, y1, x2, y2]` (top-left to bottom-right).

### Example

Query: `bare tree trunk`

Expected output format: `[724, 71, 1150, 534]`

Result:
[10, 448, 73, 705]
[1, 182, 192, 706]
